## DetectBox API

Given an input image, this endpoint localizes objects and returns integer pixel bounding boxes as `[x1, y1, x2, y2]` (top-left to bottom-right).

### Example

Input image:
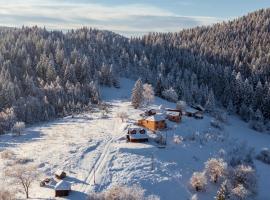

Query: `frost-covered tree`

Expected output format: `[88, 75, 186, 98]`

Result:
[231, 184, 249, 200]
[249, 109, 265, 132]
[205, 158, 227, 183]
[12, 121, 25, 136]
[232, 164, 257, 194]
[190, 172, 207, 191]
[162, 87, 178, 103]
[131, 79, 144, 109]
[227, 100, 235, 115]
[117, 111, 128, 122]
[215, 180, 231, 200]
[205, 89, 216, 113]
[176, 100, 186, 111]
[143, 83, 154, 105]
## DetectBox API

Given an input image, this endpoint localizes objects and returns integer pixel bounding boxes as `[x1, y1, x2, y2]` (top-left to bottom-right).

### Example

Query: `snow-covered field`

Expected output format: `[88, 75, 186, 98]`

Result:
[0, 78, 269, 200]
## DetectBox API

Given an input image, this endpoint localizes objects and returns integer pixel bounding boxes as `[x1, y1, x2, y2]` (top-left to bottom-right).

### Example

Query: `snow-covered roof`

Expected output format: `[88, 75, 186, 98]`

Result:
[129, 132, 148, 140]
[185, 107, 198, 113]
[145, 113, 165, 121]
[55, 169, 65, 176]
[55, 180, 71, 191]
[166, 111, 180, 116]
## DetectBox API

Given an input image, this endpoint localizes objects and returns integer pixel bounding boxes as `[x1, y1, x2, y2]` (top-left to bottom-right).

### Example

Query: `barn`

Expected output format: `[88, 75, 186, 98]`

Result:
[55, 180, 71, 197]
[138, 113, 166, 131]
[126, 127, 148, 142]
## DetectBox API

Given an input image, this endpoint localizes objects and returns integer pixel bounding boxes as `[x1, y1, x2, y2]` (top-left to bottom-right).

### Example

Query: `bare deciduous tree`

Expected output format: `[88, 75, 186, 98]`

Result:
[5, 165, 38, 199]
[117, 112, 128, 122]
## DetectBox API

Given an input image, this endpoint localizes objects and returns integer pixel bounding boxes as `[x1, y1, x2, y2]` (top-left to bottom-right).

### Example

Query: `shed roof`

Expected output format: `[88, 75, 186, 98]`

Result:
[55, 180, 71, 191]
[185, 107, 198, 113]
[145, 113, 165, 121]
[55, 169, 65, 176]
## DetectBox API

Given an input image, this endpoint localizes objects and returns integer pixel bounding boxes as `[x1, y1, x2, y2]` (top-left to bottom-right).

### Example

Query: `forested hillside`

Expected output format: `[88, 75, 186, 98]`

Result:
[0, 8, 269, 133]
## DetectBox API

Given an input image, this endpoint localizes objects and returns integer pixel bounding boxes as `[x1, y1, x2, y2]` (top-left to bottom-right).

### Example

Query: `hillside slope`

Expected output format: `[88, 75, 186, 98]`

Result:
[0, 9, 269, 135]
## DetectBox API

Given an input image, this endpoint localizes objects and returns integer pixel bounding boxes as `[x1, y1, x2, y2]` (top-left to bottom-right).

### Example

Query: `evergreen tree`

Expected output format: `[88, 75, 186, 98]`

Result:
[215, 180, 230, 200]
[131, 79, 143, 109]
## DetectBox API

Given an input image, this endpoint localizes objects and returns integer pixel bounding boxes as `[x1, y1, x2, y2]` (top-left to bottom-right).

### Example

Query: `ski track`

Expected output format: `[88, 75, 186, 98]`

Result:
[80, 106, 120, 194]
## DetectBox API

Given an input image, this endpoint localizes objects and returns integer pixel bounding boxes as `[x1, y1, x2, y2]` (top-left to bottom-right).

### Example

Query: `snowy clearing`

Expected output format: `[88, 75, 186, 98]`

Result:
[0, 78, 269, 200]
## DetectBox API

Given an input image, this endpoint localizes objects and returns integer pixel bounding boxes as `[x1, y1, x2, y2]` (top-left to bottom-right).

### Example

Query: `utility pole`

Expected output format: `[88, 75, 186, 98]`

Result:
[93, 165, 96, 185]
[151, 154, 154, 171]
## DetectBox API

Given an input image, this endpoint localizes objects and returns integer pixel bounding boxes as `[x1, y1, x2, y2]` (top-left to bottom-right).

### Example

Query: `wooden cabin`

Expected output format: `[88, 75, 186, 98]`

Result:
[138, 114, 166, 131]
[165, 109, 182, 123]
[185, 108, 203, 119]
[126, 127, 148, 142]
[55, 170, 67, 179]
[55, 180, 71, 197]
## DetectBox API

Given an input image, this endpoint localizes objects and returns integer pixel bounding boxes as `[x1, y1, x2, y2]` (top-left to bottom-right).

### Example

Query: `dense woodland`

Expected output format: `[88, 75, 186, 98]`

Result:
[0, 8, 269, 133]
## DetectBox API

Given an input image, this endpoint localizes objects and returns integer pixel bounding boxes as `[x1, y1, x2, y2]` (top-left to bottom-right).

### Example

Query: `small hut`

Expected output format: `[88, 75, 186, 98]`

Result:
[126, 127, 148, 142]
[138, 113, 166, 131]
[185, 108, 199, 117]
[191, 104, 205, 112]
[55, 170, 67, 179]
[165, 109, 182, 123]
[55, 180, 71, 197]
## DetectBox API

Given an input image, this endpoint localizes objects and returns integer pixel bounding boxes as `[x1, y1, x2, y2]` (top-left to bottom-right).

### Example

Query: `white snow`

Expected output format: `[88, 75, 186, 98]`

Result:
[145, 113, 166, 121]
[0, 78, 269, 200]
[55, 180, 72, 191]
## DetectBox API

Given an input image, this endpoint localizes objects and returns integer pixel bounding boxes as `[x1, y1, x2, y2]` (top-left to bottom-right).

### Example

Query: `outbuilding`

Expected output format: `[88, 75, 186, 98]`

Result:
[126, 127, 148, 142]
[55, 170, 67, 179]
[55, 180, 71, 197]
[138, 113, 166, 131]
[166, 110, 181, 123]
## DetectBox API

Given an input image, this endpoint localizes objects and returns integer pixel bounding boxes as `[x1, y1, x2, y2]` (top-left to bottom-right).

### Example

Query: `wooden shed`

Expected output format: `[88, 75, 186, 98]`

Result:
[138, 114, 166, 131]
[55, 180, 71, 197]
[166, 110, 181, 123]
[126, 127, 148, 142]
[55, 170, 66, 179]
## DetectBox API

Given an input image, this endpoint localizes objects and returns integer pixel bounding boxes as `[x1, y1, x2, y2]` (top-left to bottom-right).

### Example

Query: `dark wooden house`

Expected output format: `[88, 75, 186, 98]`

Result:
[126, 127, 148, 142]
[55, 180, 71, 197]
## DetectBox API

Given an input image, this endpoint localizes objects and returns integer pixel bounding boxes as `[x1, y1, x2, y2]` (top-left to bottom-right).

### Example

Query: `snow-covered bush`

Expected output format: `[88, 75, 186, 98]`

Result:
[12, 121, 25, 136]
[88, 185, 159, 200]
[204, 158, 227, 183]
[162, 87, 178, 103]
[231, 184, 249, 200]
[190, 172, 207, 191]
[0, 188, 14, 200]
[1, 149, 15, 160]
[256, 148, 270, 164]
[173, 135, 183, 144]
[210, 120, 223, 130]
[227, 143, 254, 167]
[232, 164, 257, 195]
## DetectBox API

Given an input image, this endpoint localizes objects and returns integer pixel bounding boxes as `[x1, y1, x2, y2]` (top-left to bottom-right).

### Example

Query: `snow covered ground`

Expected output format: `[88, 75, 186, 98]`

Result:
[0, 78, 269, 200]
